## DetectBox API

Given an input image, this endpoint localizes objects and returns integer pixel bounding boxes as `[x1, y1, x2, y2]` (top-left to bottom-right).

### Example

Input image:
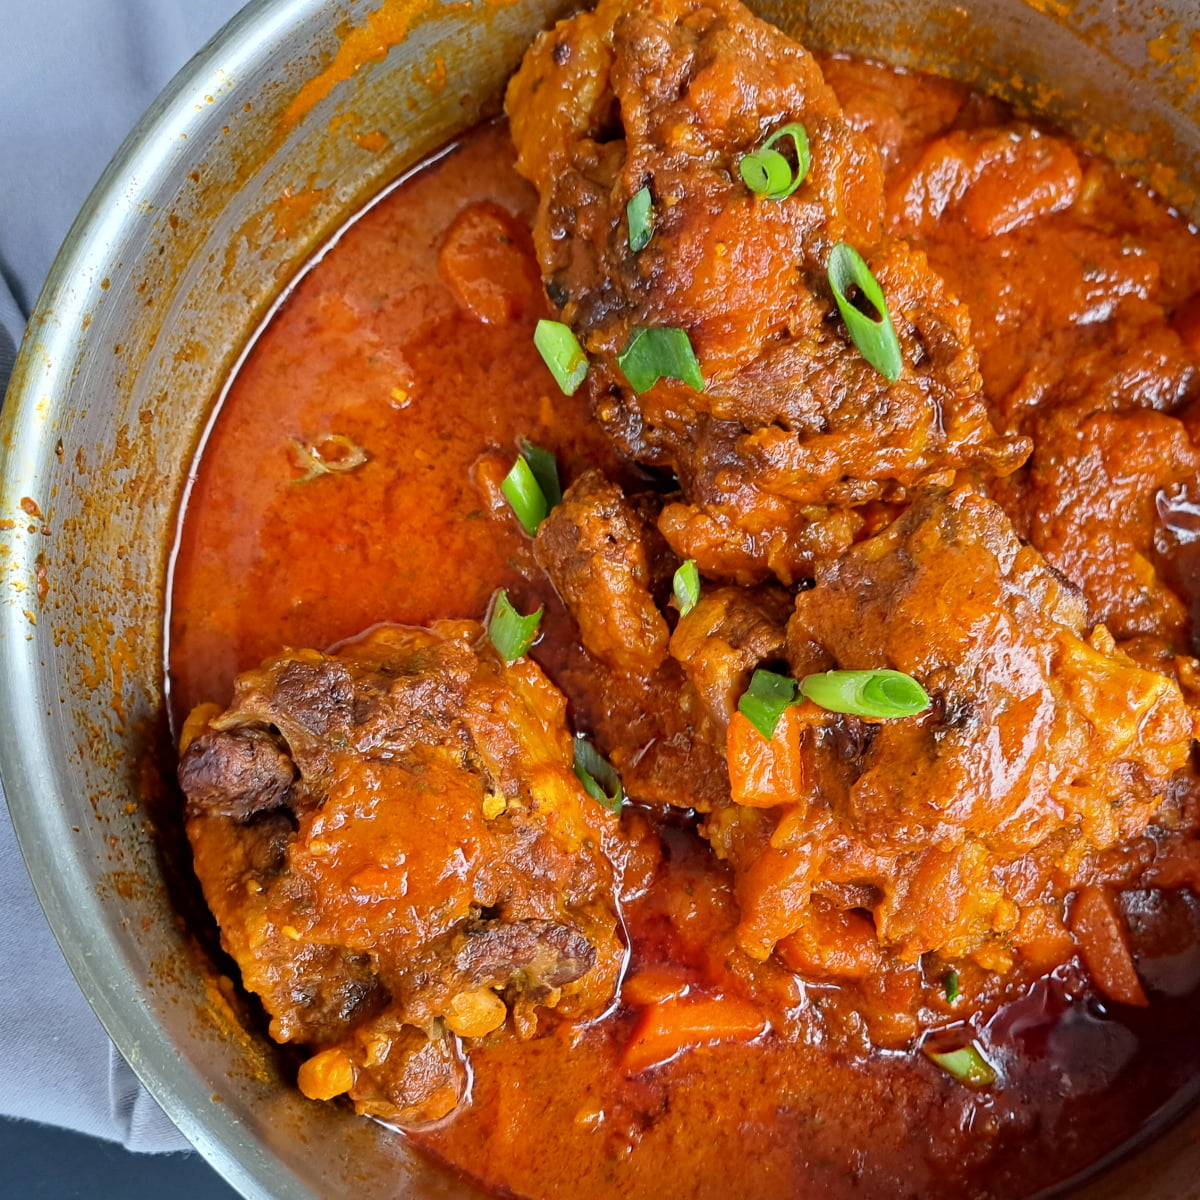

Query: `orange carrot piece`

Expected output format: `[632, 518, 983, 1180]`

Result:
[1070, 885, 1148, 1007]
[621, 966, 692, 1008]
[620, 994, 768, 1074]
[726, 707, 803, 808]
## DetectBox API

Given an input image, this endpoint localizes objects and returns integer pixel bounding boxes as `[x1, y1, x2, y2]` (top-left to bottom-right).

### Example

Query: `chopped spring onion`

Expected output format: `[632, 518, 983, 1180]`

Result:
[488, 589, 544, 664]
[627, 186, 654, 252]
[826, 242, 903, 383]
[534, 319, 590, 395]
[739, 122, 810, 201]
[923, 1043, 997, 1088]
[944, 970, 961, 1004]
[501, 454, 549, 535]
[617, 326, 704, 394]
[520, 439, 562, 508]
[574, 737, 624, 814]
[673, 559, 701, 617]
[800, 669, 930, 719]
[289, 434, 367, 483]
[737, 669, 798, 741]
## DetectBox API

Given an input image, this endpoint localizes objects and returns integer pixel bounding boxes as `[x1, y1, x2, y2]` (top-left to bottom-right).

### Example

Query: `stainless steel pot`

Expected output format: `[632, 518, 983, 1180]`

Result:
[2, 1, 1198, 1197]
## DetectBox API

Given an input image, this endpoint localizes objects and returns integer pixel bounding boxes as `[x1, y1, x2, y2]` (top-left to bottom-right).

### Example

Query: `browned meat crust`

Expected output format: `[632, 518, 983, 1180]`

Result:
[702, 486, 1197, 1042]
[669, 584, 792, 726]
[534, 468, 671, 675]
[180, 622, 625, 1125]
[179, 725, 296, 821]
[506, 0, 1028, 583]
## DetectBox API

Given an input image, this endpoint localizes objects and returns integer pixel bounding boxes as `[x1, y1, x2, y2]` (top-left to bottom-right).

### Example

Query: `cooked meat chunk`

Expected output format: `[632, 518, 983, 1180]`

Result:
[179, 724, 295, 821]
[669, 584, 792, 726]
[315, 1019, 465, 1124]
[180, 621, 625, 1126]
[703, 487, 1197, 1041]
[506, 0, 1028, 582]
[397, 918, 599, 1039]
[885, 123, 1200, 648]
[656, 478, 866, 587]
[1013, 408, 1200, 644]
[450, 918, 596, 991]
[558, 645, 734, 815]
[985, 322, 1200, 649]
[817, 56, 969, 173]
[534, 469, 671, 675]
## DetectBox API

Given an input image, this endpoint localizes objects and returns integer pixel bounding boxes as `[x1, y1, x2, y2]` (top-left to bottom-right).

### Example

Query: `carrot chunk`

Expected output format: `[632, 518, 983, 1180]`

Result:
[621, 966, 692, 1007]
[620, 994, 768, 1074]
[1070, 885, 1148, 1007]
[437, 201, 543, 324]
[726, 707, 804, 808]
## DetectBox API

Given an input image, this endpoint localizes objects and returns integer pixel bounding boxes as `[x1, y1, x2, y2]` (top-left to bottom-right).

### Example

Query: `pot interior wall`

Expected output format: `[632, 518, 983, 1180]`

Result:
[1, 1, 1198, 1198]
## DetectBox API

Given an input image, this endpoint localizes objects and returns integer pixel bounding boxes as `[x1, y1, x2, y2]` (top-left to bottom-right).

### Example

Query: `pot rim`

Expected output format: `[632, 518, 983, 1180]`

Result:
[0, 3, 321, 1196]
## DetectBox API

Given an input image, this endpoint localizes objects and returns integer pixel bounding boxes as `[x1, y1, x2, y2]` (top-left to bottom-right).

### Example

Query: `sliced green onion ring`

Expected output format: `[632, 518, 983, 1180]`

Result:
[574, 737, 624, 814]
[923, 1043, 997, 1088]
[737, 668, 798, 741]
[826, 242, 903, 382]
[944, 970, 961, 1004]
[627, 186, 654, 252]
[617, 326, 704, 394]
[534, 319, 589, 395]
[673, 559, 701, 617]
[501, 454, 549, 535]
[800, 669, 929, 719]
[739, 122, 810, 201]
[520, 439, 562, 508]
[488, 589, 544, 664]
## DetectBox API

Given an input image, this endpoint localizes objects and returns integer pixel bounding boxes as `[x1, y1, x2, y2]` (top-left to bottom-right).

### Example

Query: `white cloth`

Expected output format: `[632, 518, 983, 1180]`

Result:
[0, 0, 246, 1153]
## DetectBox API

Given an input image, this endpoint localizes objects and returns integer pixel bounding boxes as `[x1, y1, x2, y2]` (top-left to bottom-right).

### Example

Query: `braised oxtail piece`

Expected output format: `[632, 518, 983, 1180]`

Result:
[506, 0, 1029, 584]
[703, 487, 1198, 1043]
[179, 622, 625, 1125]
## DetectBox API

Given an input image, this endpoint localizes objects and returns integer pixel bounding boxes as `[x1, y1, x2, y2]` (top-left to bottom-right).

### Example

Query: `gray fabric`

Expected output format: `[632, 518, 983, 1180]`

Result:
[0, 269, 18, 392]
[0, 0, 246, 1154]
